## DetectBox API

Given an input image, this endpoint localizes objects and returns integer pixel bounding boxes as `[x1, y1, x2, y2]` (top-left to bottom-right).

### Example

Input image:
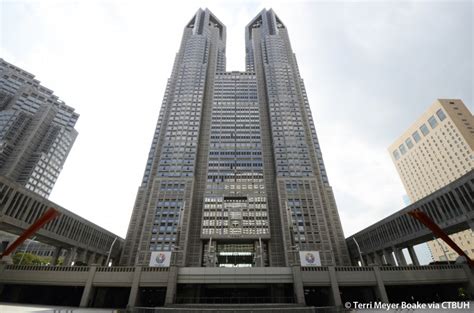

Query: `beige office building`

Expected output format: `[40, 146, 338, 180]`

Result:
[388, 99, 474, 261]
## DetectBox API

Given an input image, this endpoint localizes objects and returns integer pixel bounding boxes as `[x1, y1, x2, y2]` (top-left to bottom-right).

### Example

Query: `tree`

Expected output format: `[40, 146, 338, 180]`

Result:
[12, 252, 50, 265]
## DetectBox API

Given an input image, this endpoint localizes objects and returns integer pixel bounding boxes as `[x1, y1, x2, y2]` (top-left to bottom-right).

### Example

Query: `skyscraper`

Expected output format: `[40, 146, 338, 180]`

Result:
[0, 59, 79, 198]
[388, 99, 474, 261]
[121, 8, 350, 267]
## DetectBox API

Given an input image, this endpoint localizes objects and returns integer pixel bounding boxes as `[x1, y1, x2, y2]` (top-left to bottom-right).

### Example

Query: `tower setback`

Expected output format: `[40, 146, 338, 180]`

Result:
[121, 8, 350, 267]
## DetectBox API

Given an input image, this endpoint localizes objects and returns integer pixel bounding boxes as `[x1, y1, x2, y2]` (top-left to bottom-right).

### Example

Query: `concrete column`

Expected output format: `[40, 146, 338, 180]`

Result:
[77, 249, 87, 264]
[468, 220, 474, 232]
[96, 255, 105, 266]
[291, 265, 306, 304]
[165, 266, 179, 305]
[407, 246, 420, 266]
[127, 266, 142, 307]
[88, 252, 96, 265]
[64, 247, 76, 266]
[80, 265, 97, 307]
[51, 247, 62, 266]
[373, 266, 389, 302]
[328, 266, 342, 307]
[462, 264, 474, 299]
[393, 247, 407, 266]
[373, 252, 383, 265]
[383, 249, 395, 265]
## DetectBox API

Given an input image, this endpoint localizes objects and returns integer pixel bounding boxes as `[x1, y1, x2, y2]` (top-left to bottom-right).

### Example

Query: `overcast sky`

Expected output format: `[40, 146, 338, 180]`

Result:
[1, 0, 472, 263]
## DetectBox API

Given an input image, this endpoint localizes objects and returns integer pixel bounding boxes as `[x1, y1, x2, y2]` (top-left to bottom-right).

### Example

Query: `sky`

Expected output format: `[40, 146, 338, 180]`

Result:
[1, 0, 472, 264]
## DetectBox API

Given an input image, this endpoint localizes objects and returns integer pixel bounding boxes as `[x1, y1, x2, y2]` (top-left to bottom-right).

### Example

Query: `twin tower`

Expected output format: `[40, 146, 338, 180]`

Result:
[121, 9, 350, 267]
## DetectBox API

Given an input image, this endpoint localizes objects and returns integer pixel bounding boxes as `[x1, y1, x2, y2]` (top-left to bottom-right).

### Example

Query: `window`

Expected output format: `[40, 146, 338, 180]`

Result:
[420, 124, 430, 136]
[412, 131, 421, 143]
[436, 109, 446, 121]
[393, 150, 400, 160]
[405, 138, 414, 149]
[399, 144, 407, 155]
[428, 116, 438, 129]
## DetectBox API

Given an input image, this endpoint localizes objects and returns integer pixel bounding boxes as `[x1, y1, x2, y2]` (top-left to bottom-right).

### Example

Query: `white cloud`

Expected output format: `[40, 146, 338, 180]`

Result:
[1, 0, 471, 244]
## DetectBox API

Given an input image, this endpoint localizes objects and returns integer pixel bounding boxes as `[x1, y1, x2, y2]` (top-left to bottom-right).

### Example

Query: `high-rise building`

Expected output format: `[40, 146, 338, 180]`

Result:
[121, 8, 350, 267]
[388, 99, 474, 261]
[0, 59, 79, 198]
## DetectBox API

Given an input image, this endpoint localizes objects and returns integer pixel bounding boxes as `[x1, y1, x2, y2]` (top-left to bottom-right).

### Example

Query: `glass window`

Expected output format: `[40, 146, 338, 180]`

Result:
[405, 138, 414, 149]
[412, 131, 421, 143]
[436, 109, 446, 121]
[420, 124, 430, 136]
[428, 116, 438, 129]
[399, 144, 407, 155]
[393, 150, 400, 160]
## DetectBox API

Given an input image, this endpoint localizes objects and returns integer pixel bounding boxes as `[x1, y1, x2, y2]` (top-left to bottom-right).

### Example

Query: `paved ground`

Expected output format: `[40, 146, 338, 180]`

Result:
[0, 303, 117, 313]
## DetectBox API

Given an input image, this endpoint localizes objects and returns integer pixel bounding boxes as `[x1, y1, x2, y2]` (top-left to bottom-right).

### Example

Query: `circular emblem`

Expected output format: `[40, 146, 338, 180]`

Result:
[305, 252, 316, 264]
[155, 253, 166, 264]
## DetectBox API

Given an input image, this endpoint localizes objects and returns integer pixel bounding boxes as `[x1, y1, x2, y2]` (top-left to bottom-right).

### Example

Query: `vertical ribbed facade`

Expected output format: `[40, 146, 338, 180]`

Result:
[121, 8, 350, 266]
[0, 59, 79, 198]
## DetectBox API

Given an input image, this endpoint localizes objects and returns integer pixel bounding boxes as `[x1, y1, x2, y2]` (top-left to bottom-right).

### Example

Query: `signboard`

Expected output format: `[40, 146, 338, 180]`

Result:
[299, 251, 321, 266]
[149, 251, 171, 267]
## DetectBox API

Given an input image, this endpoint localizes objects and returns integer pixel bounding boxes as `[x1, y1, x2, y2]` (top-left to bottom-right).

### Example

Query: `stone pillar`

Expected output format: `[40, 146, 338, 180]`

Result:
[373, 266, 389, 302]
[462, 264, 474, 299]
[64, 247, 76, 266]
[393, 247, 407, 266]
[127, 266, 142, 307]
[51, 247, 62, 266]
[468, 220, 474, 232]
[77, 249, 87, 264]
[373, 252, 383, 265]
[407, 246, 420, 266]
[291, 265, 306, 304]
[88, 252, 96, 265]
[383, 249, 395, 265]
[328, 266, 342, 307]
[80, 266, 97, 307]
[165, 266, 179, 305]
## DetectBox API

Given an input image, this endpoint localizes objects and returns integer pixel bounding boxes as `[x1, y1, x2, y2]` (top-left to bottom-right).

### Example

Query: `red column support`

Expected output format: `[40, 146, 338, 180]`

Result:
[0, 207, 60, 258]
[408, 210, 474, 267]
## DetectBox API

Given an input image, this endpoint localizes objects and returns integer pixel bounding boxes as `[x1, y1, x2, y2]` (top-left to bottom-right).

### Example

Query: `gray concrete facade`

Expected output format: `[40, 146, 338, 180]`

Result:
[0, 59, 79, 198]
[0, 264, 472, 307]
[346, 170, 474, 265]
[121, 8, 350, 268]
[0, 176, 123, 264]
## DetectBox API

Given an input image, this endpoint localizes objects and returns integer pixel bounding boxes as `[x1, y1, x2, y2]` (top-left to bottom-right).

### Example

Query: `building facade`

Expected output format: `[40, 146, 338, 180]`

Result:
[121, 9, 350, 267]
[388, 99, 474, 261]
[0, 59, 79, 198]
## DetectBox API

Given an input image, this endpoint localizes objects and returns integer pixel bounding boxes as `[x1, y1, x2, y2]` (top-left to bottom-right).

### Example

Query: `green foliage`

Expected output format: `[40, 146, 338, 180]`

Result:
[12, 252, 51, 265]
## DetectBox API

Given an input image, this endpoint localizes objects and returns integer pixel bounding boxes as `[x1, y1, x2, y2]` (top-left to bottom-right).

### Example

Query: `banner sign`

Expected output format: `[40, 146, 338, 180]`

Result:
[299, 251, 321, 266]
[149, 251, 171, 267]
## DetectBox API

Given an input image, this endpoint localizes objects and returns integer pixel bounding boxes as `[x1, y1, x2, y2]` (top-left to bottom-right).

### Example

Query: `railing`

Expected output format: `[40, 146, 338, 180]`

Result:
[174, 296, 296, 304]
[379, 264, 464, 271]
[119, 307, 330, 313]
[97, 266, 136, 272]
[335, 266, 373, 272]
[301, 266, 328, 271]
[142, 266, 170, 272]
[4, 264, 90, 271]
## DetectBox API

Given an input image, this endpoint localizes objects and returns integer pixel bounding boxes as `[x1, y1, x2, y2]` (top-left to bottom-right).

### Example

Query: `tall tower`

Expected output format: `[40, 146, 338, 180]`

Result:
[0, 59, 79, 198]
[388, 99, 474, 261]
[121, 9, 350, 267]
